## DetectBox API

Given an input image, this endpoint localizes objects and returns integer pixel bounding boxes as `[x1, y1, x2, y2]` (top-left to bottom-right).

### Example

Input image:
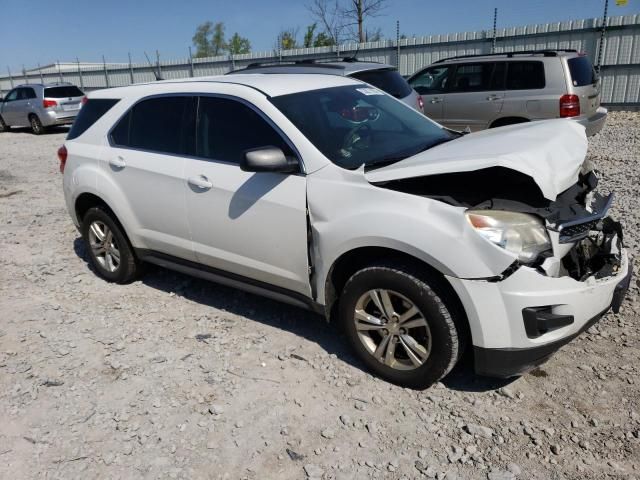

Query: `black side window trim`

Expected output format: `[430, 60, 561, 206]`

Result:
[108, 93, 305, 173]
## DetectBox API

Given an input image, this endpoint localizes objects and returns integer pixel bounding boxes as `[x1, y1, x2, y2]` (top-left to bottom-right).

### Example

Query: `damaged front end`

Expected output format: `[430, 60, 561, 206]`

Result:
[373, 165, 628, 299]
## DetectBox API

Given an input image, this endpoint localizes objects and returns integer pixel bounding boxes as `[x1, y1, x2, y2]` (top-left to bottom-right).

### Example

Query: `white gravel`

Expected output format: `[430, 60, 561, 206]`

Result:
[1, 114, 639, 479]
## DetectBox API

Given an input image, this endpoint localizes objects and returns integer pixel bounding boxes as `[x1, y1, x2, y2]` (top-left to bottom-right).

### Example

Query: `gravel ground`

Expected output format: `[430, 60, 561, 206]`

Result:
[1, 113, 639, 480]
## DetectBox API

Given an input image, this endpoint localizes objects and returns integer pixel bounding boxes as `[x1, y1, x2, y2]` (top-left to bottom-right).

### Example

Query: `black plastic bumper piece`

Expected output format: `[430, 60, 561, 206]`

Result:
[522, 307, 574, 338]
[474, 307, 609, 378]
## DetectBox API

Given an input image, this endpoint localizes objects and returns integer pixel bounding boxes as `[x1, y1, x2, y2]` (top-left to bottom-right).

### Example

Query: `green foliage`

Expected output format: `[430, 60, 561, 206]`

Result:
[313, 31, 335, 47]
[192, 21, 236, 57]
[228, 33, 251, 55]
[304, 23, 317, 48]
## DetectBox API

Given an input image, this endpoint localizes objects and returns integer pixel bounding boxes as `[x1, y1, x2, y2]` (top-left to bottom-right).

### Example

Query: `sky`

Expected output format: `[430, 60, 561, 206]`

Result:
[0, 0, 638, 72]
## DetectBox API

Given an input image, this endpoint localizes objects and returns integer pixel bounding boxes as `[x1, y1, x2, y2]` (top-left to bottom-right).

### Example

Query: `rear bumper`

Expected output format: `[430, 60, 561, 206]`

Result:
[572, 106, 607, 136]
[42, 110, 77, 127]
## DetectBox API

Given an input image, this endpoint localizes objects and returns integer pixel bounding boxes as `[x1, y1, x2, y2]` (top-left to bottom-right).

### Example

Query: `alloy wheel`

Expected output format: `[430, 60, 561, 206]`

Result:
[353, 289, 432, 370]
[87, 220, 121, 273]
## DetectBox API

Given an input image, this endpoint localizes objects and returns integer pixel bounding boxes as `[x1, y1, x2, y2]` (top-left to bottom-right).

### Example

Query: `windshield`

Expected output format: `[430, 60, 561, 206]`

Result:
[270, 85, 454, 170]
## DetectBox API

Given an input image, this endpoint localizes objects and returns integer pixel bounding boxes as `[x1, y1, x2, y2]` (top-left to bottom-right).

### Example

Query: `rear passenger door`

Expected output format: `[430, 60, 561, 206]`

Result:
[501, 61, 546, 120]
[104, 95, 197, 261]
[182, 95, 310, 296]
[443, 62, 505, 131]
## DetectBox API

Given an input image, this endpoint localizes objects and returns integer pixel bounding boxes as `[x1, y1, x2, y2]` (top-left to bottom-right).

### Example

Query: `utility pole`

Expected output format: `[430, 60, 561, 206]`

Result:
[156, 50, 162, 79]
[56, 60, 63, 83]
[491, 8, 498, 53]
[7, 67, 14, 88]
[396, 20, 401, 69]
[128, 52, 135, 84]
[37, 62, 44, 83]
[76, 58, 84, 90]
[102, 55, 110, 88]
[596, 0, 609, 73]
[188, 47, 195, 77]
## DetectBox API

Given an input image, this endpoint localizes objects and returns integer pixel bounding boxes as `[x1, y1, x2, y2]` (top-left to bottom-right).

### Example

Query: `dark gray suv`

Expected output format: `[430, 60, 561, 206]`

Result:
[0, 82, 84, 134]
[228, 58, 424, 113]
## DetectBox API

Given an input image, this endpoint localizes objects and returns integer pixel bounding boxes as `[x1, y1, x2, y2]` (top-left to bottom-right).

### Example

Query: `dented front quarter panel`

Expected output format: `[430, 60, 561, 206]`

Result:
[306, 164, 519, 305]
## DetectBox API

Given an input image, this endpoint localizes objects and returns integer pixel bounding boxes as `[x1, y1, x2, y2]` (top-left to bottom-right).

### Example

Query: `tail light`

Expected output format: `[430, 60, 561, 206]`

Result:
[43, 99, 58, 108]
[559, 94, 580, 118]
[417, 95, 424, 112]
[81, 96, 89, 105]
[58, 145, 68, 173]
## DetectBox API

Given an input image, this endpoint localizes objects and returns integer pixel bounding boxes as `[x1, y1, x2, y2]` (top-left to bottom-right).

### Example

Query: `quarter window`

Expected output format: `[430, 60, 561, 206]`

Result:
[110, 96, 196, 156]
[506, 61, 545, 90]
[196, 96, 293, 164]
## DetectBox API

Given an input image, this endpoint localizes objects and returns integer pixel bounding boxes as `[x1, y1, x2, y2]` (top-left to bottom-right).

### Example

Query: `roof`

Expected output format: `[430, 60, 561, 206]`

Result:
[434, 49, 581, 64]
[14, 82, 75, 89]
[228, 58, 395, 76]
[89, 73, 362, 99]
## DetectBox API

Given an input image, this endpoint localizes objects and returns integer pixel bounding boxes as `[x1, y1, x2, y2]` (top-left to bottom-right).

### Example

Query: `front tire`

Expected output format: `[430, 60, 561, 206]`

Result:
[0, 115, 8, 132]
[338, 262, 464, 389]
[29, 114, 45, 135]
[81, 207, 139, 283]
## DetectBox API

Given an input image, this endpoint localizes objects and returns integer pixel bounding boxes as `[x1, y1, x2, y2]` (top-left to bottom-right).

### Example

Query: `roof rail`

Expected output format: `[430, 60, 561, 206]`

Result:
[240, 60, 345, 71]
[433, 49, 578, 63]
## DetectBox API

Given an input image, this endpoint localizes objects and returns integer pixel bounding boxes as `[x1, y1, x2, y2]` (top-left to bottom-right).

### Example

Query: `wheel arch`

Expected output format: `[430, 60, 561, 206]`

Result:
[323, 246, 470, 342]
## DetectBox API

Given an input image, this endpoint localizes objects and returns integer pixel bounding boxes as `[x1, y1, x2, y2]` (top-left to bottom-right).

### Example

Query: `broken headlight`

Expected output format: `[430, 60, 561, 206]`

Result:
[465, 210, 551, 264]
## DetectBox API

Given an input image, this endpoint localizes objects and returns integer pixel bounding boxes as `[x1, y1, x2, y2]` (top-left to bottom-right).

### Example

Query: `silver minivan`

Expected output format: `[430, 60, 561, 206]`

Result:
[0, 82, 84, 134]
[407, 50, 607, 136]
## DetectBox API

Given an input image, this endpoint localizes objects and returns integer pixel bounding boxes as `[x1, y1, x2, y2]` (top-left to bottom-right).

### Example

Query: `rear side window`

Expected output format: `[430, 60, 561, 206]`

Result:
[44, 86, 84, 98]
[67, 99, 119, 140]
[21, 88, 37, 99]
[506, 62, 545, 90]
[197, 96, 293, 164]
[567, 56, 597, 86]
[110, 96, 196, 156]
[449, 63, 495, 92]
[349, 69, 413, 98]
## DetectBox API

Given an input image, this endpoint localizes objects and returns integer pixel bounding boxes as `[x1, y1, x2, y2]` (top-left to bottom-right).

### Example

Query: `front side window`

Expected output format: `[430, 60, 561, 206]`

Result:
[4, 89, 18, 102]
[110, 96, 196, 156]
[449, 63, 495, 92]
[196, 96, 293, 164]
[409, 66, 452, 95]
[271, 85, 454, 170]
[506, 61, 545, 90]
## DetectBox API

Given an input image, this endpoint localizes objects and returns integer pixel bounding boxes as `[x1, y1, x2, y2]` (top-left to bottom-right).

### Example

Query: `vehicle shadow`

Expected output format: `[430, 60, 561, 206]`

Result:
[72, 236, 512, 393]
[4, 125, 70, 135]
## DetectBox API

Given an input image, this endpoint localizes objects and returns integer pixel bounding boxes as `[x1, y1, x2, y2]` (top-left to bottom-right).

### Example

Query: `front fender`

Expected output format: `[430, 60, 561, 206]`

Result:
[307, 165, 516, 304]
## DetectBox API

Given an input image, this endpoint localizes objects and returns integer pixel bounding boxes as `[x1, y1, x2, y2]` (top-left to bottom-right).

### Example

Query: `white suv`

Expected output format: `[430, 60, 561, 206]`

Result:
[60, 74, 631, 389]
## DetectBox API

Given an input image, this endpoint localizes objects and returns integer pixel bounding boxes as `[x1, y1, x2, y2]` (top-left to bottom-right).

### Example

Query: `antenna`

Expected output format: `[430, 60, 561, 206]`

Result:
[144, 51, 163, 81]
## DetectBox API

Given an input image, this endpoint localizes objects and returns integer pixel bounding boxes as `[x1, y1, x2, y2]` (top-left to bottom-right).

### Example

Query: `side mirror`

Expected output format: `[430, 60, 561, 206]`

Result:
[241, 146, 298, 173]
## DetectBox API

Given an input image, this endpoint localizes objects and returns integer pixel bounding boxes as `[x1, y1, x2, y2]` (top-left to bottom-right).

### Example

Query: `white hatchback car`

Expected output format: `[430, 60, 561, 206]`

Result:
[60, 74, 631, 389]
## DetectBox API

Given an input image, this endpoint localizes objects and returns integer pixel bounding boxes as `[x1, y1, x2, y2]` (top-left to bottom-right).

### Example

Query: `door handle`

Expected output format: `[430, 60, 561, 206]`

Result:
[188, 175, 213, 190]
[486, 94, 502, 101]
[430, 97, 442, 104]
[109, 156, 126, 168]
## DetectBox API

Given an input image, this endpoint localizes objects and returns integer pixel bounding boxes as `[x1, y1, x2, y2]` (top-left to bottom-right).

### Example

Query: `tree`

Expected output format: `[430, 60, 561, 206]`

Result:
[314, 31, 335, 47]
[343, 0, 387, 43]
[307, 0, 387, 43]
[276, 28, 299, 50]
[191, 21, 228, 58]
[228, 33, 251, 54]
[304, 23, 317, 48]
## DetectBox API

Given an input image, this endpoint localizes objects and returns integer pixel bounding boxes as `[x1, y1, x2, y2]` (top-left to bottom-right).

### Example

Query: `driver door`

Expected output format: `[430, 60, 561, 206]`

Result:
[183, 96, 311, 296]
[1, 88, 19, 124]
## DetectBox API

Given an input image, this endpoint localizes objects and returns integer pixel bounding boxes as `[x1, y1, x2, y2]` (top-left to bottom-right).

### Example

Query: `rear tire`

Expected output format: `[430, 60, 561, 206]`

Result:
[81, 207, 139, 284]
[29, 114, 45, 135]
[338, 261, 465, 389]
[0, 115, 8, 132]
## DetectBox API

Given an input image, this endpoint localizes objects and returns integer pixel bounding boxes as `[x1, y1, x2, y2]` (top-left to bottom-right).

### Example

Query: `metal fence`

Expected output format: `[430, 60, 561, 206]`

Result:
[2, 14, 639, 107]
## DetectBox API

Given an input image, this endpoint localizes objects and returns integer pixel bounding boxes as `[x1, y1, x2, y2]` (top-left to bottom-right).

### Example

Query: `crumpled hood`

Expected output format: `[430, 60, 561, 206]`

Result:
[365, 119, 588, 201]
